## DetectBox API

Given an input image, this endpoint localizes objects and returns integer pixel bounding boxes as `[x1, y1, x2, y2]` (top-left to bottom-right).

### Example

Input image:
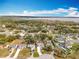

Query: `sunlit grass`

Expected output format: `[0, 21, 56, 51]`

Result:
[0, 48, 9, 57]
[17, 48, 31, 59]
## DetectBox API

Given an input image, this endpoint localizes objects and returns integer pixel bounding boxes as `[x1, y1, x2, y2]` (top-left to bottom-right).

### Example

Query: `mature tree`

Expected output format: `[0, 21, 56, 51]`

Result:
[24, 35, 35, 44]
[6, 36, 16, 42]
[0, 38, 6, 44]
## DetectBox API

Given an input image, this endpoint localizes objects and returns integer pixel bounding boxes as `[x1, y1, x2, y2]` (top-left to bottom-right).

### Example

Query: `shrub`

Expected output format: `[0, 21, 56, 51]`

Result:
[33, 51, 39, 57]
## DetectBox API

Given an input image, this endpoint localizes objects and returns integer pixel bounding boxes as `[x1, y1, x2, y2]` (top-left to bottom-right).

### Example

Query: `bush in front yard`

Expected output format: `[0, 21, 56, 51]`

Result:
[33, 51, 39, 57]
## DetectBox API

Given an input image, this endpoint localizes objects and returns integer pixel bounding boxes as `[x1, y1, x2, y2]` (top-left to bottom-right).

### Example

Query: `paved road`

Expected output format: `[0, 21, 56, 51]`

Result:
[0, 58, 13, 59]
[27, 54, 55, 59]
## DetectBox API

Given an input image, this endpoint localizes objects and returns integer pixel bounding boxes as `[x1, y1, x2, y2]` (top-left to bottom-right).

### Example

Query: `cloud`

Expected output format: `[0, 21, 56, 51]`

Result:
[66, 11, 79, 17]
[0, 7, 79, 17]
[66, 7, 79, 17]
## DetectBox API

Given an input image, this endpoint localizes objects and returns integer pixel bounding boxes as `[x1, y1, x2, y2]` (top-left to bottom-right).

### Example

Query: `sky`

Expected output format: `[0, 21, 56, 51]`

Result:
[0, 0, 79, 17]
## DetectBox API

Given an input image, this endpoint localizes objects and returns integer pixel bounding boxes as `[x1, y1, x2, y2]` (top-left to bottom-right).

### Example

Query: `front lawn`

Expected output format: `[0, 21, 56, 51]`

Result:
[33, 48, 39, 57]
[0, 48, 9, 57]
[17, 48, 31, 59]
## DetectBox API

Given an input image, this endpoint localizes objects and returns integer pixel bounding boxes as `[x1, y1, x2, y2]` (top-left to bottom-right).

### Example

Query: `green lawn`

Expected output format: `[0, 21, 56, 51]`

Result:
[33, 48, 39, 57]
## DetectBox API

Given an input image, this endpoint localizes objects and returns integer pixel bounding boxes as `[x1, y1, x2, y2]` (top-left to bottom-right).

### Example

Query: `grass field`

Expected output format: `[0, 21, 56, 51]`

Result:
[55, 51, 79, 59]
[0, 48, 9, 57]
[17, 48, 31, 59]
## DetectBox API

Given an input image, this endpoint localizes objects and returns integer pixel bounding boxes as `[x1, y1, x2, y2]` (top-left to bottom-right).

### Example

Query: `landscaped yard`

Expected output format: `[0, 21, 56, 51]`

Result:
[0, 48, 9, 57]
[55, 51, 79, 59]
[33, 48, 39, 57]
[17, 48, 31, 59]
